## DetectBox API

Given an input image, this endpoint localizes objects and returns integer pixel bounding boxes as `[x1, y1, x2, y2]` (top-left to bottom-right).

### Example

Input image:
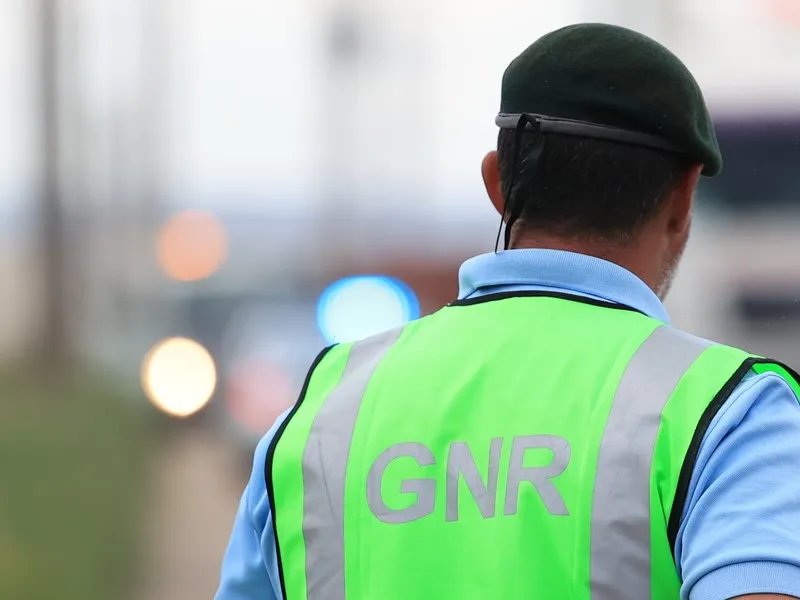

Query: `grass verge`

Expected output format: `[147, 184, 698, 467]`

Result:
[0, 368, 151, 600]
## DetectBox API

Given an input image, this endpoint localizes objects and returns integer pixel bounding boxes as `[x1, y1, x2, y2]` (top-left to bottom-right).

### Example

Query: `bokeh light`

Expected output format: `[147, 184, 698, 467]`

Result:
[156, 210, 228, 282]
[141, 337, 217, 417]
[317, 275, 420, 344]
[225, 360, 295, 435]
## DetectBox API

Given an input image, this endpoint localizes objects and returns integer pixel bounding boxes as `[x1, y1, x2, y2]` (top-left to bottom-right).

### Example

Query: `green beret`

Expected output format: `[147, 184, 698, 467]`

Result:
[498, 23, 722, 176]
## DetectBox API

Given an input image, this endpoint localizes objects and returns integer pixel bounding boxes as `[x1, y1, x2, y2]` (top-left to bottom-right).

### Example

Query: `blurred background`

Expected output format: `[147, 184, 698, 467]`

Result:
[1, 0, 799, 598]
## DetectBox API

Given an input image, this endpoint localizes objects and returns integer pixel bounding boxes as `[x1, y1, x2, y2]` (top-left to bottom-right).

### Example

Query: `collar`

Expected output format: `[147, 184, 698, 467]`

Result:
[457, 249, 670, 324]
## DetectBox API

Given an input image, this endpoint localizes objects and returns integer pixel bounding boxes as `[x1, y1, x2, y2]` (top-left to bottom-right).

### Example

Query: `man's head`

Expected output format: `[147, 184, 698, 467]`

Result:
[482, 24, 720, 298]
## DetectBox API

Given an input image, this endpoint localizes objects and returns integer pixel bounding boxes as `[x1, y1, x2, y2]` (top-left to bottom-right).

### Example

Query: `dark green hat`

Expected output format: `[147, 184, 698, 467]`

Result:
[497, 23, 722, 176]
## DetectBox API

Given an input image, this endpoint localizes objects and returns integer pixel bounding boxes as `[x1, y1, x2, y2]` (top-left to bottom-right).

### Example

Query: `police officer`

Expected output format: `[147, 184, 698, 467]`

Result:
[216, 24, 800, 600]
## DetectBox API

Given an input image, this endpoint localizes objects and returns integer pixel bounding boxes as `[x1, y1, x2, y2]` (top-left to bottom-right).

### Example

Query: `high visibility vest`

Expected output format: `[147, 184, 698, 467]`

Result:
[267, 292, 800, 600]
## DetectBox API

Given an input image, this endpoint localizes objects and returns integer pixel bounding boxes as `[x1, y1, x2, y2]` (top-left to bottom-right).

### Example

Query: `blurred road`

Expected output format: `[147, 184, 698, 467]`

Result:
[134, 426, 247, 600]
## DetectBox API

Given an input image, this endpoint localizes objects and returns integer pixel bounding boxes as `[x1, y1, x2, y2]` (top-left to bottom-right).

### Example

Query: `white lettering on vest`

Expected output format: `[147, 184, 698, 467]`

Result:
[366, 436, 571, 523]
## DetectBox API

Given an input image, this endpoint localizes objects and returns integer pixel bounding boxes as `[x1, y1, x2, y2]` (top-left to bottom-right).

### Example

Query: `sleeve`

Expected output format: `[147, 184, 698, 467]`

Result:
[675, 371, 800, 600]
[215, 411, 290, 600]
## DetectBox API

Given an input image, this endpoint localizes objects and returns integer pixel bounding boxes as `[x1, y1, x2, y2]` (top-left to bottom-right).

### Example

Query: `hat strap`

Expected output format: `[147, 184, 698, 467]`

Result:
[495, 114, 546, 252]
[496, 113, 683, 153]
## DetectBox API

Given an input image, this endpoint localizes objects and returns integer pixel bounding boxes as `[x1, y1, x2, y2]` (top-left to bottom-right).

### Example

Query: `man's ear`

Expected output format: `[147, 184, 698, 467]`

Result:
[667, 164, 702, 234]
[482, 151, 506, 218]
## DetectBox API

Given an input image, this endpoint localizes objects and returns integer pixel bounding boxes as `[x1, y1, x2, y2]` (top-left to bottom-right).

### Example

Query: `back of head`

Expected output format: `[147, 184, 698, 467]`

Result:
[497, 128, 690, 242]
[495, 23, 720, 243]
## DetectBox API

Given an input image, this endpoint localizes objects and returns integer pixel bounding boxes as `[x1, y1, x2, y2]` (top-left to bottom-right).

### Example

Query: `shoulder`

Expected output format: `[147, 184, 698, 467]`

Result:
[244, 410, 292, 529]
[687, 369, 800, 502]
[709, 369, 800, 431]
[676, 370, 800, 598]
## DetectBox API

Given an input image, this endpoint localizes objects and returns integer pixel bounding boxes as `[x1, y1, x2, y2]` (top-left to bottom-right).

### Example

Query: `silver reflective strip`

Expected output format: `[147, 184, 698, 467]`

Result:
[301, 328, 402, 600]
[591, 326, 711, 599]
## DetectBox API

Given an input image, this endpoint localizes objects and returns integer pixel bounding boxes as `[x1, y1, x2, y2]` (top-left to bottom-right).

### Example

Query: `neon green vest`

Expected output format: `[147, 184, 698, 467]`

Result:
[267, 293, 800, 599]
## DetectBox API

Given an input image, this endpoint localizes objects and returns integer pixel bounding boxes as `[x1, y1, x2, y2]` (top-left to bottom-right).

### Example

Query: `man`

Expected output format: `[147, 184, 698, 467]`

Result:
[216, 24, 800, 600]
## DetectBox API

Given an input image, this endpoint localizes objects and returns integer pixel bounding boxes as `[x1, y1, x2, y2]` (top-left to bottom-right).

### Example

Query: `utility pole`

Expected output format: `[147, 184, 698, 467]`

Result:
[37, 0, 69, 368]
[321, 0, 361, 207]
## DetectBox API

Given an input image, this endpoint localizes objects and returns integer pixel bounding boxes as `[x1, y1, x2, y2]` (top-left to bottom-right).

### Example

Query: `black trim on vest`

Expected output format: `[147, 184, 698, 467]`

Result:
[264, 344, 335, 600]
[667, 357, 800, 553]
[449, 290, 645, 314]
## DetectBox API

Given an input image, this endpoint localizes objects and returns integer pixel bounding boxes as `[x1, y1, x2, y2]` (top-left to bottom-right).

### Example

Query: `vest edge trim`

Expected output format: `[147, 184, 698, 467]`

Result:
[666, 357, 800, 551]
[265, 344, 336, 600]
[448, 290, 645, 314]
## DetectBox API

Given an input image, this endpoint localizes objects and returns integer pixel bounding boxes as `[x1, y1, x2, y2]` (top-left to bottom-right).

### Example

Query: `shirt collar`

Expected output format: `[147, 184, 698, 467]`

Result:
[458, 248, 670, 324]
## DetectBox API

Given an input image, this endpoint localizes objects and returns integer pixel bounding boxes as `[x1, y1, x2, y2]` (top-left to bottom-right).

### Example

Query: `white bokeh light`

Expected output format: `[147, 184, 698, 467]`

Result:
[141, 337, 217, 418]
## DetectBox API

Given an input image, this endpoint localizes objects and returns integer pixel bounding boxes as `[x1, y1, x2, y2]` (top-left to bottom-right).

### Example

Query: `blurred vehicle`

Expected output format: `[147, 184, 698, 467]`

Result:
[670, 116, 800, 363]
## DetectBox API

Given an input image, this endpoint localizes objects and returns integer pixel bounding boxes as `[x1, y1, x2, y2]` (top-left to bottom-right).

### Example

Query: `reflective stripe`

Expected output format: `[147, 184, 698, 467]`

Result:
[301, 328, 402, 600]
[591, 326, 710, 599]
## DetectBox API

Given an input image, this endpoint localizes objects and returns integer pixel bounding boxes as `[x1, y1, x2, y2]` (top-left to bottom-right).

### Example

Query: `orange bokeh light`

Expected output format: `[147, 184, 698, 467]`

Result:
[156, 210, 228, 282]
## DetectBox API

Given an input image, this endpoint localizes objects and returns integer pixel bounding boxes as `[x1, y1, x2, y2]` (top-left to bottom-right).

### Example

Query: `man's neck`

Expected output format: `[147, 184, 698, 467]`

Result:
[509, 232, 663, 296]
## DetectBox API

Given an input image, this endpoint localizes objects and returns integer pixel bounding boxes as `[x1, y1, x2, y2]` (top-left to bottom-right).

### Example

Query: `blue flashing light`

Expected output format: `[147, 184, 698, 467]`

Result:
[317, 275, 420, 344]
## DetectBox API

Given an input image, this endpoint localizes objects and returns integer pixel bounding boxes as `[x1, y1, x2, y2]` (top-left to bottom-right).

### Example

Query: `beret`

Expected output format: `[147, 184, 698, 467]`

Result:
[498, 23, 721, 176]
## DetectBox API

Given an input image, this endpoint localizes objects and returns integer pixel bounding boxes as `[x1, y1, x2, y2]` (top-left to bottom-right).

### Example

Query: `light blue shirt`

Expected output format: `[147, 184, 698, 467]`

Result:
[216, 249, 800, 600]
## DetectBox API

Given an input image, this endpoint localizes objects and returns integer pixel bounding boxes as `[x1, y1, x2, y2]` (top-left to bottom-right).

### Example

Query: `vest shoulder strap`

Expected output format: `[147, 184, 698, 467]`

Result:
[665, 353, 800, 548]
